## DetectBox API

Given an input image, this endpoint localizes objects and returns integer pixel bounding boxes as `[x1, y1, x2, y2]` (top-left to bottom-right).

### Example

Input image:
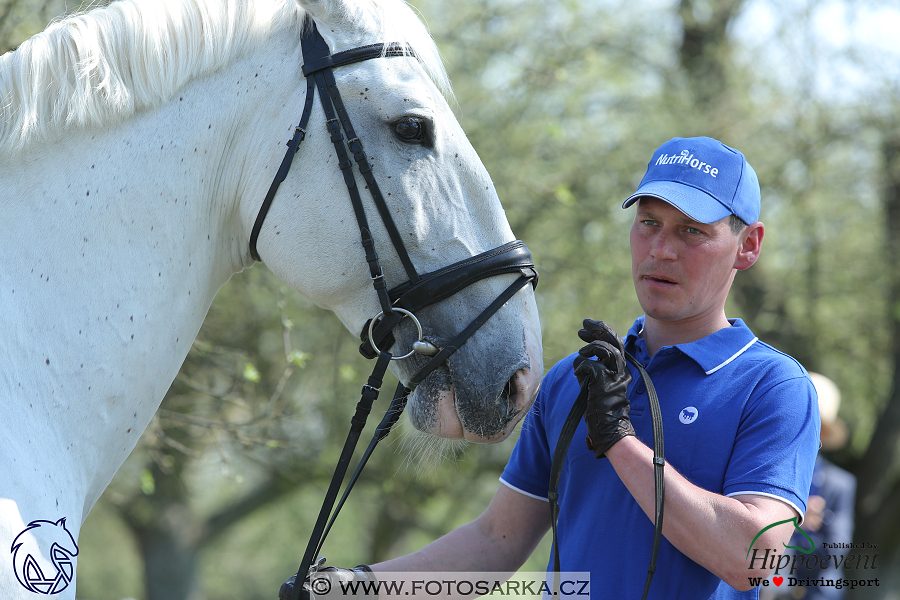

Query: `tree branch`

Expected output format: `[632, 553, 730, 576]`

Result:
[197, 472, 300, 549]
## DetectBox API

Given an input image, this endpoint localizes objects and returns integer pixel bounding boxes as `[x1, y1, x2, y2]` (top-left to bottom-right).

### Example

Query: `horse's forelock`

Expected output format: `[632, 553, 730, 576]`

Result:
[371, 0, 453, 101]
[306, 0, 452, 101]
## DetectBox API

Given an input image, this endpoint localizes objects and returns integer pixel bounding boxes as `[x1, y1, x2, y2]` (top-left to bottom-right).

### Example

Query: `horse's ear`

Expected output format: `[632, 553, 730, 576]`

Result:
[56, 517, 67, 527]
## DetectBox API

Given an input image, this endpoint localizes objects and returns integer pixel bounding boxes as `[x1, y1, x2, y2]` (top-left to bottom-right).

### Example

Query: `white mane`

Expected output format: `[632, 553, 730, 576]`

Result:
[0, 0, 450, 158]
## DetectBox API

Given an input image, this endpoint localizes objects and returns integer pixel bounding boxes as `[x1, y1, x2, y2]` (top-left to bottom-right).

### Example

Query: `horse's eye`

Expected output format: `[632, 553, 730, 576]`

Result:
[394, 117, 427, 144]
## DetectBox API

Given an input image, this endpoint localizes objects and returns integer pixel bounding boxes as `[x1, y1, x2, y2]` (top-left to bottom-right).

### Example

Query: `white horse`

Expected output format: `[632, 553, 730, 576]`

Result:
[0, 0, 543, 597]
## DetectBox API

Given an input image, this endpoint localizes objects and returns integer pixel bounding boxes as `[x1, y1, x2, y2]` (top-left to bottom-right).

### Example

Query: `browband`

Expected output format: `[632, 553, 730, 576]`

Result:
[302, 43, 414, 77]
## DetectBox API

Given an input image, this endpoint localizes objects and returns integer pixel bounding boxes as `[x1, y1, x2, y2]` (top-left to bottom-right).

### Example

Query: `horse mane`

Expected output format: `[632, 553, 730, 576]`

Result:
[0, 0, 450, 159]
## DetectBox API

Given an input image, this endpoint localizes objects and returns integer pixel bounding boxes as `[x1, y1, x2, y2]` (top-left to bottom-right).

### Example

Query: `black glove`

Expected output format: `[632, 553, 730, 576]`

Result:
[279, 565, 377, 600]
[573, 319, 634, 459]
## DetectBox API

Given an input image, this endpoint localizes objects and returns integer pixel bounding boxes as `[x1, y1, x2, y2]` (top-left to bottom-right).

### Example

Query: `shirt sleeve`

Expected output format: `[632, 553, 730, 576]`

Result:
[723, 373, 821, 519]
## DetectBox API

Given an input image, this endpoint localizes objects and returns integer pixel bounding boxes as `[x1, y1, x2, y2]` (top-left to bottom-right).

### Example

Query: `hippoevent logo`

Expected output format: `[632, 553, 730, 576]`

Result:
[10, 518, 79, 595]
[746, 516, 880, 592]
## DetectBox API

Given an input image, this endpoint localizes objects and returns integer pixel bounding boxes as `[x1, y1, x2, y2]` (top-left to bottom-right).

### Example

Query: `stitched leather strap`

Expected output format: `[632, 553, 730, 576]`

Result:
[248, 35, 415, 282]
[360, 240, 538, 359]
[302, 43, 412, 77]
[405, 272, 534, 390]
[314, 50, 421, 288]
[248, 73, 316, 263]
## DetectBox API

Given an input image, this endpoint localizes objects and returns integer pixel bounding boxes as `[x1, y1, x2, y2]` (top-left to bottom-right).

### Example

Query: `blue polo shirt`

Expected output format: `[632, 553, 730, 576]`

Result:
[501, 317, 820, 600]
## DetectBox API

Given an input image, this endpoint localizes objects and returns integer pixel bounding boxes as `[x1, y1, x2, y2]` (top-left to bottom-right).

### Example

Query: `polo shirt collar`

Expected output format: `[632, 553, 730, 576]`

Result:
[625, 316, 759, 375]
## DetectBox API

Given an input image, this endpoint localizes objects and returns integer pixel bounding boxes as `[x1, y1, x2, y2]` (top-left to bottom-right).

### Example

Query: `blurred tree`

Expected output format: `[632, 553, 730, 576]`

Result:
[0, 0, 71, 52]
[853, 123, 900, 560]
[678, 0, 744, 106]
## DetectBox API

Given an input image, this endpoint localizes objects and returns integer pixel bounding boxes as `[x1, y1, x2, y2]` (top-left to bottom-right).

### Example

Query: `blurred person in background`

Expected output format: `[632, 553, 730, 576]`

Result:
[764, 373, 856, 600]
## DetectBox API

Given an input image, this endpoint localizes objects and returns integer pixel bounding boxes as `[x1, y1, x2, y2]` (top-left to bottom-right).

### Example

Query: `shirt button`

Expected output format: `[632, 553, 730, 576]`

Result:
[636, 384, 646, 395]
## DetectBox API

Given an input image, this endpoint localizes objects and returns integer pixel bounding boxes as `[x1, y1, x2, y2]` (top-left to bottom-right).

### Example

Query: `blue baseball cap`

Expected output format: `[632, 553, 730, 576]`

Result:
[622, 137, 760, 225]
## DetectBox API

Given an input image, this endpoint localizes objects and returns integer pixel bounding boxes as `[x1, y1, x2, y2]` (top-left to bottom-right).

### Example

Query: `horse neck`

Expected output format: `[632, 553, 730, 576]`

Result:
[0, 31, 301, 521]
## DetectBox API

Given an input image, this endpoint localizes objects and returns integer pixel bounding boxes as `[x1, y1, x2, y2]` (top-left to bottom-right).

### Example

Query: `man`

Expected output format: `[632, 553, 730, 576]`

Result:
[283, 137, 821, 599]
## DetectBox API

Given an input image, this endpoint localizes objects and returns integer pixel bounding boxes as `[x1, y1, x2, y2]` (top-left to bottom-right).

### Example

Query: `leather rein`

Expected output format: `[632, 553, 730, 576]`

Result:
[248, 18, 537, 600]
[549, 353, 665, 600]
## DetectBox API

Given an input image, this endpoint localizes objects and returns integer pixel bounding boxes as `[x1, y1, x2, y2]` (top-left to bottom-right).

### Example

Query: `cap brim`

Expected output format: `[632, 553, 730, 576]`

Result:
[623, 181, 733, 224]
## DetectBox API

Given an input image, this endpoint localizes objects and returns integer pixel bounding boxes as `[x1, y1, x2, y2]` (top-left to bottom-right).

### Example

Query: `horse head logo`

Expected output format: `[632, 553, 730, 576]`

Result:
[10, 518, 79, 595]
[679, 406, 698, 424]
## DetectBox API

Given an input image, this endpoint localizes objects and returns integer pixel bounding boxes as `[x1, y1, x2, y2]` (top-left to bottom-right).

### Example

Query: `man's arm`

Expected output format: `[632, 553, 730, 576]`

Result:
[606, 435, 797, 591]
[371, 483, 550, 575]
[278, 485, 549, 600]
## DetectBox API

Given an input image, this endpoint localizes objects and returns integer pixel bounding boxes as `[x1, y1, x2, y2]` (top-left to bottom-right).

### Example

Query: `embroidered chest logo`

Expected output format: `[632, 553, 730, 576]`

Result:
[679, 406, 699, 424]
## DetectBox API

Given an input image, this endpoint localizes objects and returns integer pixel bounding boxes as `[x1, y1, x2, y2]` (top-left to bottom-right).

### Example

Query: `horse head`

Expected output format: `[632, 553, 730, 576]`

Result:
[246, 0, 543, 443]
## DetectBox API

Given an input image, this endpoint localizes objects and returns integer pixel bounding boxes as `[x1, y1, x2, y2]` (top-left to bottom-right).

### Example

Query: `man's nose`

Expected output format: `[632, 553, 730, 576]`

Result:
[649, 229, 678, 261]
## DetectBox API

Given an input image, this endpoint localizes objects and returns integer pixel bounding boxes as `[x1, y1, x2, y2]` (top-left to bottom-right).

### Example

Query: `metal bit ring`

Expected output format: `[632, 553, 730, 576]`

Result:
[367, 308, 424, 360]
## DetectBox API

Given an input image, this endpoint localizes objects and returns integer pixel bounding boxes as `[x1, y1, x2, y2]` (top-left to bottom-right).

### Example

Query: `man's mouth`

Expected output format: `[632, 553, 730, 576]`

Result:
[644, 274, 678, 286]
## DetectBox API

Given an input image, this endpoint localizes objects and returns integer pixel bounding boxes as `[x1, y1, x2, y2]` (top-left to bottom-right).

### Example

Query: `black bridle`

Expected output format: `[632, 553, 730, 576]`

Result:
[248, 18, 538, 367]
[249, 18, 538, 599]
[251, 17, 663, 600]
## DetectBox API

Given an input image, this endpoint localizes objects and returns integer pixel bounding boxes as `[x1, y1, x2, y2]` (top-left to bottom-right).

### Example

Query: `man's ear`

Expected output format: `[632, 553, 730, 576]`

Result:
[735, 222, 764, 271]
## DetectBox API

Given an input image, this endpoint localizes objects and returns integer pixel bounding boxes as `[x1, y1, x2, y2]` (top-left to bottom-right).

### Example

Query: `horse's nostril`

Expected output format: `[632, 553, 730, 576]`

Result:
[501, 373, 518, 405]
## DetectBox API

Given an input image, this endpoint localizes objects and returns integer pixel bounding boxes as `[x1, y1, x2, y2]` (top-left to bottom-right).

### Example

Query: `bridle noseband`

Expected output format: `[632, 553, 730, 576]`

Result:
[252, 19, 538, 599]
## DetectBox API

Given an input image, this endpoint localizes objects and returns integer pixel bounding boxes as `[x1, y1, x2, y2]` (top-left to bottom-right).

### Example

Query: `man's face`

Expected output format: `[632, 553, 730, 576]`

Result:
[629, 197, 744, 325]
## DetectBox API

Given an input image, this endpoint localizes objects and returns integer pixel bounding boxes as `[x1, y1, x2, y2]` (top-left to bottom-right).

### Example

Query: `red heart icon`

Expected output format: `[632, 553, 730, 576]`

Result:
[773, 577, 784, 586]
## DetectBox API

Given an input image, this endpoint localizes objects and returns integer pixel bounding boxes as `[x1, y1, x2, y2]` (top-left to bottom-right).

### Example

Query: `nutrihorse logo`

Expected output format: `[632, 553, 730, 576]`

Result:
[10, 518, 79, 595]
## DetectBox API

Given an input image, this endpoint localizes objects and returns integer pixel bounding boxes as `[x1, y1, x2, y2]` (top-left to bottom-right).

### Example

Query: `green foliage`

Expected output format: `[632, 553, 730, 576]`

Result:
[0, 0, 65, 52]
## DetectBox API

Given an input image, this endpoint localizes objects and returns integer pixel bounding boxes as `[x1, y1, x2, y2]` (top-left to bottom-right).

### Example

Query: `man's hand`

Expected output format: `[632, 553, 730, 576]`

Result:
[279, 565, 377, 600]
[574, 319, 634, 459]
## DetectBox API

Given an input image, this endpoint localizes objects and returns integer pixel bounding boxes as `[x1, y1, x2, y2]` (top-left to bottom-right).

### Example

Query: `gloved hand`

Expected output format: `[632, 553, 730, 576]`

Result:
[279, 565, 377, 600]
[573, 319, 634, 459]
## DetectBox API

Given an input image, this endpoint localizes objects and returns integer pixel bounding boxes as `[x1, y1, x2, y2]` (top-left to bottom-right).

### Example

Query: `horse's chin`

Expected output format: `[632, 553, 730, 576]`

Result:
[431, 389, 516, 443]
[432, 389, 465, 440]
[407, 363, 539, 444]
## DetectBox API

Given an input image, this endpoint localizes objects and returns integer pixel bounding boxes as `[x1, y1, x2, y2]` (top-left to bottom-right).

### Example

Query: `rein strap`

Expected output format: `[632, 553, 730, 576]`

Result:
[548, 353, 665, 600]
